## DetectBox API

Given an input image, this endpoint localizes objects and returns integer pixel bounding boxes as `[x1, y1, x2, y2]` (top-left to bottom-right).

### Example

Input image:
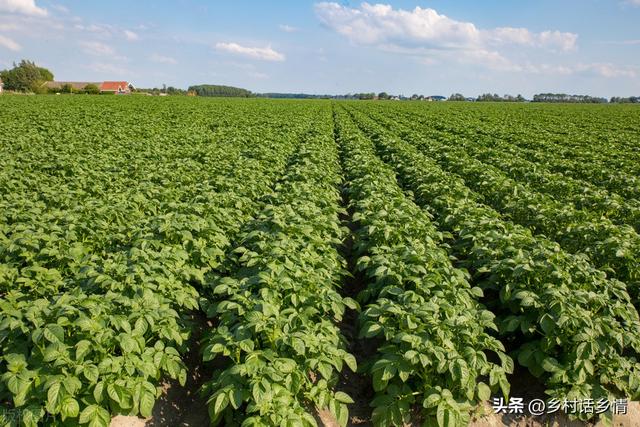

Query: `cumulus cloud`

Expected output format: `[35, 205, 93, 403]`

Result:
[123, 30, 139, 41]
[150, 53, 177, 64]
[215, 42, 285, 61]
[487, 28, 577, 51]
[315, 2, 577, 53]
[279, 24, 299, 33]
[0, 34, 21, 50]
[0, 0, 47, 16]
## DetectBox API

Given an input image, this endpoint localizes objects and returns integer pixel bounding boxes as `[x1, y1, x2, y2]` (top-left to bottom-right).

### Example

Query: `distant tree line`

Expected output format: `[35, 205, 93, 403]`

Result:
[187, 85, 251, 97]
[476, 93, 526, 102]
[132, 85, 189, 96]
[255, 93, 335, 99]
[448, 93, 526, 102]
[610, 96, 640, 103]
[532, 93, 608, 103]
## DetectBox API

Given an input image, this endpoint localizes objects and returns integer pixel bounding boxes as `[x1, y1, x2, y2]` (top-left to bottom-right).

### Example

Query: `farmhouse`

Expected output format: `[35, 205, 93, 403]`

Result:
[0, 77, 3, 94]
[43, 81, 133, 94]
[100, 81, 132, 94]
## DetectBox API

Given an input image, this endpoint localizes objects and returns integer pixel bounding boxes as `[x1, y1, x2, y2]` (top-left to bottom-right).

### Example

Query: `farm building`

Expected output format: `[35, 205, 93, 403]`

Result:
[43, 81, 133, 94]
[100, 81, 132, 94]
[0, 77, 3, 94]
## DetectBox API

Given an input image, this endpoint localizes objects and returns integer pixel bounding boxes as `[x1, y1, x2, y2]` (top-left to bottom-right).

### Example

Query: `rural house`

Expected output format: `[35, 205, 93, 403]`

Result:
[43, 81, 133, 94]
[100, 81, 132, 94]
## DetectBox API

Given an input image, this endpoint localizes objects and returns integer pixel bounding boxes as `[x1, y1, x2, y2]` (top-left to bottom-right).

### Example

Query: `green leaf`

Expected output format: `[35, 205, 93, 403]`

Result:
[213, 392, 228, 415]
[61, 397, 80, 420]
[541, 357, 562, 373]
[84, 364, 100, 383]
[75, 340, 92, 360]
[361, 322, 382, 338]
[343, 354, 357, 372]
[423, 390, 440, 408]
[47, 382, 62, 412]
[107, 383, 132, 408]
[477, 382, 491, 401]
[230, 389, 244, 410]
[93, 381, 105, 403]
[334, 391, 354, 404]
[79, 404, 110, 427]
[139, 390, 155, 417]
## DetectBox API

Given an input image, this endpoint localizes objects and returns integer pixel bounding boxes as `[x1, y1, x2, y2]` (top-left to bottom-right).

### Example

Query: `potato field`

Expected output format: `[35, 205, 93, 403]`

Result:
[1, 96, 639, 426]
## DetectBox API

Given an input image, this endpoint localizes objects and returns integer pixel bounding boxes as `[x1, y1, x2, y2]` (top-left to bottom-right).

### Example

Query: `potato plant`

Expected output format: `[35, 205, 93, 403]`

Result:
[345, 107, 640, 407]
[201, 113, 357, 426]
[335, 110, 512, 426]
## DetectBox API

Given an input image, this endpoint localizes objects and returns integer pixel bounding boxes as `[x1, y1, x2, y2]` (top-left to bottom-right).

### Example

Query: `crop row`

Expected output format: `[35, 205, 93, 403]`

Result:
[371, 103, 640, 201]
[356, 108, 640, 305]
[335, 109, 512, 426]
[200, 110, 357, 426]
[0, 99, 316, 425]
[372, 105, 640, 234]
[343, 106, 640, 408]
[385, 103, 640, 179]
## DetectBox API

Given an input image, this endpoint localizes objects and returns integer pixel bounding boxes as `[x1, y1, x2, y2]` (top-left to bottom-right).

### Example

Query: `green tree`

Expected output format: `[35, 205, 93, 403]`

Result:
[448, 93, 466, 101]
[84, 84, 100, 94]
[187, 84, 251, 97]
[0, 60, 54, 92]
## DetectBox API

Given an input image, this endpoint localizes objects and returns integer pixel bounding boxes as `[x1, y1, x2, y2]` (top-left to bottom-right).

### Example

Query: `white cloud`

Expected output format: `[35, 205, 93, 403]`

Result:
[80, 41, 115, 56]
[536, 30, 577, 51]
[150, 53, 177, 64]
[215, 42, 285, 61]
[0, 0, 47, 16]
[50, 4, 68, 13]
[315, 2, 482, 49]
[123, 30, 139, 41]
[279, 24, 299, 33]
[315, 2, 577, 52]
[575, 63, 637, 78]
[0, 34, 21, 50]
[625, 0, 640, 5]
[488, 28, 577, 51]
[74, 23, 114, 37]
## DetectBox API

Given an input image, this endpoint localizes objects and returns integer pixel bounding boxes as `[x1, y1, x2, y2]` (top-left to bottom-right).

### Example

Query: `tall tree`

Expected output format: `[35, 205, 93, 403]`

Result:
[0, 60, 54, 92]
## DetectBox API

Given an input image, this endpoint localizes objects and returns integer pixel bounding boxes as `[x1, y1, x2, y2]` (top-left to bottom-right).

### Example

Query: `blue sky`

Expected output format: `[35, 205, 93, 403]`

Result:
[0, 0, 639, 97]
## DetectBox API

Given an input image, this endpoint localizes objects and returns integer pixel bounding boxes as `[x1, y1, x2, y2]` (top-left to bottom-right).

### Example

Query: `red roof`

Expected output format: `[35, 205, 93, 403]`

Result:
[100, 81, 129, 91]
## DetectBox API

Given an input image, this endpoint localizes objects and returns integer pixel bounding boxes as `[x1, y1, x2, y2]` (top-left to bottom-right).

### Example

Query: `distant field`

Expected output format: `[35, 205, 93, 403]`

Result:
[1, 96, 639, 426]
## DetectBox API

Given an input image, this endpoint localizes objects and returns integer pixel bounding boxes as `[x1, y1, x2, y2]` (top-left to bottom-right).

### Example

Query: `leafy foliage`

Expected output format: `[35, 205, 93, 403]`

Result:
[200, 111, 357, 426]
[2, 96, 640, 426]
[335, 110, 512, 426]
[0, 97, 317, 425]
[0, 60, 54, 93]
[345, 106, 640, 409]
